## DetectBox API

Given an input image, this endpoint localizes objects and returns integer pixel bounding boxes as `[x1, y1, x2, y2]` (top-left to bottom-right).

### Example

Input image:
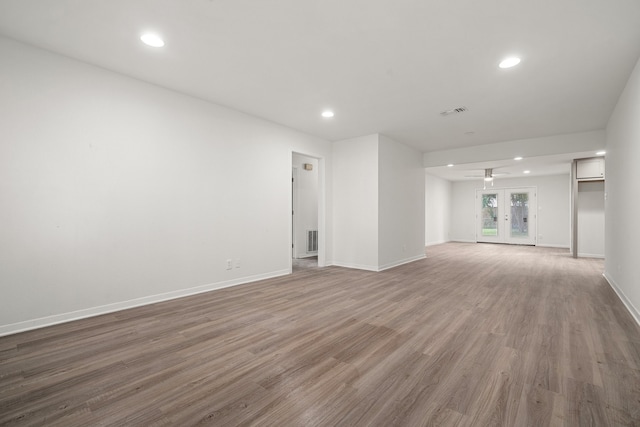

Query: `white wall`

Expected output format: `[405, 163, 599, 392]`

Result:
[292, 154, 318, 258]
[423, 130, 605, 167]
[332, 135, 379, 270]
[450, 175, 570, 247]
[605, 57, 640, 325]
[577, 181, 605, 258]
[0, 37, 333, 335]
[332, 134, 425, 271]
[378, 135, 426, 270]
[425, 173, 452, 246]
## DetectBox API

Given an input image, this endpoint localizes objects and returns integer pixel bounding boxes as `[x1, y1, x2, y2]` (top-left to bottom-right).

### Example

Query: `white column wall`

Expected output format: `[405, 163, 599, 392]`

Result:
[425, 173, 452, 246]
[331, 135, 379, 270]
[378, 135, 426, 269]
[604, 57, 640, 325]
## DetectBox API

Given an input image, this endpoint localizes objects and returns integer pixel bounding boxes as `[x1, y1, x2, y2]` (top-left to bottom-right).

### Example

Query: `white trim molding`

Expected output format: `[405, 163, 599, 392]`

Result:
[330, 254, 426, 272]
[0, 269, 290, 337]
[426, 240, 450, 247]
[329, 262, 379, 272]
[604, 272, 640, 327]
[378, 254, 426, 272]
[578, 253, 605, 259]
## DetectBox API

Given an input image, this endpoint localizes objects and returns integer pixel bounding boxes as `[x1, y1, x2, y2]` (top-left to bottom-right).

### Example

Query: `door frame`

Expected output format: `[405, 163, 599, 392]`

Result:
[291, 166, 298, 259]
[476, 186, 537, 245]
[290, 151, 325, 272]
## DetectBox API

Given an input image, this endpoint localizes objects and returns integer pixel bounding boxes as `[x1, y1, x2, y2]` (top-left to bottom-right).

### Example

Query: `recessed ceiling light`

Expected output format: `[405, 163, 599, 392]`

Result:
[514, 156, 523, 161]
[523, 170, 531, 174]
[141, 33, 165, 47]
[499, 57, 521, 69]
[321, 111, 334, 118]
[447, 164, 454, 167]
[464, 131, 475, 135]
[596, 150, 606, 155]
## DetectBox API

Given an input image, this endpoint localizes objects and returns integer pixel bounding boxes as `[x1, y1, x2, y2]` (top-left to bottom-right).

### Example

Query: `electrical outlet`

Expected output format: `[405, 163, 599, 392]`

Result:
[235, 258, 241, 269]
[226, 259, 232, 270]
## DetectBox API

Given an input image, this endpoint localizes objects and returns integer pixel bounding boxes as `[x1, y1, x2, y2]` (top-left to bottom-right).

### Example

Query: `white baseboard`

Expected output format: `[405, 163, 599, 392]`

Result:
[603, 272, 640, 328]
[329, 261, 379, 272]
[537, 244, 570, 249]
[330, 254, 426, 272]
[578, 253, 605, 259]
[426, 240, 449, 247]
[451, 241, 571, 249]
[378, 254, 426, 271]
[0, 269, 290, 338]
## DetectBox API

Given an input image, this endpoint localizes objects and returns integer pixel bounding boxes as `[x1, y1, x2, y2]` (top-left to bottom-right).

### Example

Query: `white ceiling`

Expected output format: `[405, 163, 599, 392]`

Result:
[1, 0, 639, 154]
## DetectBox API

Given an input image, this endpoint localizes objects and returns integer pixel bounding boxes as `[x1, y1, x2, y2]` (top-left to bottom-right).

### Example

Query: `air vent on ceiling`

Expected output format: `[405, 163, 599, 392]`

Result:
[440, 106, 468, 116]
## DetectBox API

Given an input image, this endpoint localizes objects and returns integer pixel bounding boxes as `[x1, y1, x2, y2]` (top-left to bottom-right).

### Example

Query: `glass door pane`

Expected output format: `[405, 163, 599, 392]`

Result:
[510, 193, 529, 238]
[482, 193, 498, 237]
[478, 188, 535, 245]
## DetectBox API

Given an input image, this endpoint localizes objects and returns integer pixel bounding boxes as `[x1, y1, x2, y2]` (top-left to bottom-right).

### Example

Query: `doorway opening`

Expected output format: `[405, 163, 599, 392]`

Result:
[476, 187, 537, 245]
[292, 153, 321, 272]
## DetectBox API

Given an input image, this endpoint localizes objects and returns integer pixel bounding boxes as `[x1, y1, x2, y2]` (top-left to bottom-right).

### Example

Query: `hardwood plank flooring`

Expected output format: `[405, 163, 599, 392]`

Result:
[1, 243, 640, 426]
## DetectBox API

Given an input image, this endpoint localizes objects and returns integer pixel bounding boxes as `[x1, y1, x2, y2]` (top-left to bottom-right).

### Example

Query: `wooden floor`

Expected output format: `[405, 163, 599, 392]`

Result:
[1, 243, 639, 426]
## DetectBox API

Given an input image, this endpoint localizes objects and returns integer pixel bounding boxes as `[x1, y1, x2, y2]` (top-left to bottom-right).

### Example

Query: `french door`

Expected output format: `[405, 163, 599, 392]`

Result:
[476, 187, 536, 245]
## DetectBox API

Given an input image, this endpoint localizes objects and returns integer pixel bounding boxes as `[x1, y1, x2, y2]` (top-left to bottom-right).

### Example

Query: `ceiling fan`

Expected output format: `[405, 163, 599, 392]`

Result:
[464, 168, 510, 188]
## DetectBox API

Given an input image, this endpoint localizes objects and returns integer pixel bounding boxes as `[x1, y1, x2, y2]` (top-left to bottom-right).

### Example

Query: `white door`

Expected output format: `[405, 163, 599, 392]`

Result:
[477, 187, 536, 245]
